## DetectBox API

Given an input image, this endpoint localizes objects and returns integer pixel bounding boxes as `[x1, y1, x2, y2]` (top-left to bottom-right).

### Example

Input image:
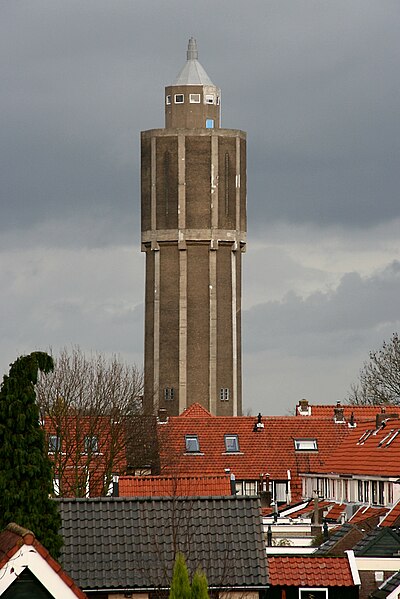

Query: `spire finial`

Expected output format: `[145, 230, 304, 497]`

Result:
[187, 37, 198, 61]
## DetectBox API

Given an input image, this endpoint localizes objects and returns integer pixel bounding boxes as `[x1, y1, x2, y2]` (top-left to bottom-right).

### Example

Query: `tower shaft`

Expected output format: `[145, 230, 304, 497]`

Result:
[141, 40, 246, 416]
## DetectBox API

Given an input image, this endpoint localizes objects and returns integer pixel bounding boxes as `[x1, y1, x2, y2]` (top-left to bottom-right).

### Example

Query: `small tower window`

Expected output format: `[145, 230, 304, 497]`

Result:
[189, 94, 201, 103]
[216, 96, 220, 105]
[206, 119, 214, 129]
[205, 94, 214, 104]
[174, 94, 184, 104]
[165, 387, 175, 401]
[166, 95, 171, 105]
[220, 388, 230, 401]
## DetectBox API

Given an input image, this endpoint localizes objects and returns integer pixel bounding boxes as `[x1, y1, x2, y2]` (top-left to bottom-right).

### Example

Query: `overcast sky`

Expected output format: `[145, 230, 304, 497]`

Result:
[1, 1, 399, 415]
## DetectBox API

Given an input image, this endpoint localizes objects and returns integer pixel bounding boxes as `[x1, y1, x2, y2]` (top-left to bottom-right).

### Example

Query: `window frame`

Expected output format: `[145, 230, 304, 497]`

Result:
[189, 93, 201, 103]
[224, 434, 240, 453]
[294, 438, 318, 451]
[185, 434, 200, 453]
[174, 94, 184, 104]
[84, 435, 99, 454]
[205, 94, 214, 104]
[220, 387, 230, 401]
[48, 434, 61, 454]
[164, 387, 175, 401]
[166, 95, 171, 105]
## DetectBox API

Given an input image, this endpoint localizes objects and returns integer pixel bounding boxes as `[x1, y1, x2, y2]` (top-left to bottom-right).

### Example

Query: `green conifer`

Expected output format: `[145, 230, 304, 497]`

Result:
[191, 569, 209, 599]
[169, 553, 192, 599]
[0, 352, 63, 557]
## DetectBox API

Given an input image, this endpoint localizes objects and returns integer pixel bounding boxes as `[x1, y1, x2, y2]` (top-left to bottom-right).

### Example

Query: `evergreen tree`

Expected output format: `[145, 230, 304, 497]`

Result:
[191, 569, 209, 599]
[0, 352, 63, 557]
[169, 553, 191, 599]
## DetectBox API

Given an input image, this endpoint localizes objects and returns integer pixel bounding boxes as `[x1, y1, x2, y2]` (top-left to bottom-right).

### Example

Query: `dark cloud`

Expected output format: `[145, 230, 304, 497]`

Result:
[1, 1, 400, 243]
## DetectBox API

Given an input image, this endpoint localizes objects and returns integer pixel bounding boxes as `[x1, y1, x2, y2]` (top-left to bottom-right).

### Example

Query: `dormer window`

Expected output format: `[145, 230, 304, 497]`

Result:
[166, 95, 171, 105]
[225, 434, 239, 453]
[174, 94, 184, 104]
[185, 435, 200, 453]
[205, 94, 214, 104]
[294, 438, 318, 451]
[189, 93, 201, 103]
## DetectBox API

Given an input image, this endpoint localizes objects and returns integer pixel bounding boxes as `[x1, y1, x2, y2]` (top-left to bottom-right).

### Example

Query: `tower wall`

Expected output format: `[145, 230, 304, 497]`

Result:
[141, 128, 246, 416]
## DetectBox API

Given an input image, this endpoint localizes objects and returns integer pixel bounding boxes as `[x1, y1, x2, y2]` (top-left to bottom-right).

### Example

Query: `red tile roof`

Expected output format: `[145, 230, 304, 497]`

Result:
[159, 405, 351, 502]
[309, 417, 400, 476]
[268, 556, 355, 587]
[118, 474, 232, 497]
[0, 523, 86, 598]
[180, 404, 213, 417]
[349, 506, 388, 524]
[380, 499, 400, 527]
[297, 404, 394, 420]
[324, 503, 346, 521]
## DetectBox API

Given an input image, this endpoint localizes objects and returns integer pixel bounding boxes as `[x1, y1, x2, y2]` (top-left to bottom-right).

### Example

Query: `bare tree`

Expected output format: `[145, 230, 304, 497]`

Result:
[348, 333, 400, 405]
[36, 347, 143, 497]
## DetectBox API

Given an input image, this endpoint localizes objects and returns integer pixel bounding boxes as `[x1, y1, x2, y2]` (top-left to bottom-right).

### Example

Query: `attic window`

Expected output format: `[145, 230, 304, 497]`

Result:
[48, 435, 61, 453]
[294, 439, 318, 451]
[225, 434, 239, 453]
[189, 93, 201, 103]
[185, 435, 200, 453]
[84, 435, 99, 454]
[174, 94, 184, 104]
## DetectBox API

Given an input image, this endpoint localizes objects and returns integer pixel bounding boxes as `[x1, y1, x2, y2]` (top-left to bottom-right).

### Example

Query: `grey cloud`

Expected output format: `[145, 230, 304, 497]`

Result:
[244, 261, 400, 356]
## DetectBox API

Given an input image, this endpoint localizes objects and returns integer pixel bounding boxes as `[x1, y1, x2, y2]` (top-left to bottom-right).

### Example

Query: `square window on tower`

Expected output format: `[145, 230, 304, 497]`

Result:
[174, 94, 184, 104]
[189, 94, 201, 103]
[205, 94, 214, 104]
[206, 119, 214, 129]
[165, 387, 175, 401]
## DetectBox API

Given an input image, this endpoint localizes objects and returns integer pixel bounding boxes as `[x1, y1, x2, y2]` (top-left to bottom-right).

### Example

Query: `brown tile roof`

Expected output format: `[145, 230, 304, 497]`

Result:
[159, 405, 350, 502]
[349, 506, 388, 524]
[0, 523, 87, 598]
[309, 417, 400, 476]
[380, 499, 400, 527]
[267, 555, 355, 587]
[118, 474, 232, 497]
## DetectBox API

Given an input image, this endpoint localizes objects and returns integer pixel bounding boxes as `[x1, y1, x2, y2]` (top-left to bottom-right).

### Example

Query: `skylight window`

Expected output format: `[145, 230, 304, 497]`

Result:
[225, 434, 239, 453]
[357, 430, 373, 445]
[185, 435, 200, 453]
[294, 439, 318, 451]
[386, 430, 400, 447]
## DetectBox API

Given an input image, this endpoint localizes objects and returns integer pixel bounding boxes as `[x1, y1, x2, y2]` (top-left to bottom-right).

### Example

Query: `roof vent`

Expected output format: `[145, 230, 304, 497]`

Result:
[253, 413, 264, 432]
[348, 411, 357, 428]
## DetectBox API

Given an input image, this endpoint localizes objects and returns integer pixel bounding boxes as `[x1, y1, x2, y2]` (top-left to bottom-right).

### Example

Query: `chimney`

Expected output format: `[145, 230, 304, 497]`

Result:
[157, 408, 168, 423]
[333, 401, 345, 423]
[297, 399, 311, 416]
[376, 412, 399, 429]
[267, 525, 273, 547]
[348, 411, 357, 428]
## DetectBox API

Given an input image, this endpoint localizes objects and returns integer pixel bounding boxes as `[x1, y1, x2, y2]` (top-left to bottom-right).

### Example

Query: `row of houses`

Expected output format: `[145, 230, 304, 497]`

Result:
[3, 400, 399, 598]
